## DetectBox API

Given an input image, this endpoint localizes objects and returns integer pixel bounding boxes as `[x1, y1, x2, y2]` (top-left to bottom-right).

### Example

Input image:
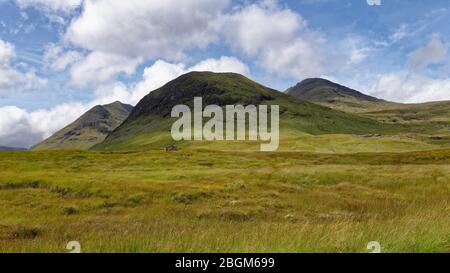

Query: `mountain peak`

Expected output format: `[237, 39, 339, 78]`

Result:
[32, 101, 133, 150]
[128, 71, 276, 120]
[296, 78, 337, 86]
[103, 101, 134, 112]
[95, 72, 392, 151]
[287, 78, 382, 102]
[286, 78, 391, 112]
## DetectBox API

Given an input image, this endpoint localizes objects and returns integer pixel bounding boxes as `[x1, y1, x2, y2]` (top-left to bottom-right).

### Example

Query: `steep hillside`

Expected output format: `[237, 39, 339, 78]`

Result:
[94, 72, 399, 151]
[32, 101, 133, 150]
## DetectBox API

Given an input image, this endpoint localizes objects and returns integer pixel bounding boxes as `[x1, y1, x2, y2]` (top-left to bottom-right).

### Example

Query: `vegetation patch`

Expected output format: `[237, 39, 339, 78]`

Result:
[171, 191, 215, 204]
[11, 226, 41, 239]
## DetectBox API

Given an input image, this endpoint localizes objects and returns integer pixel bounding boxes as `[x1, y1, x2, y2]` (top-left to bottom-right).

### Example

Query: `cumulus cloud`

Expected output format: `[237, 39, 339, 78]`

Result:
[0, 102, 89, 148]
[220, 2, 369, 80]
[0, 39, 47, 96]
[222, 2, 306, 56]
[367, 35, 450, 103]
[221, 2, 320, 78]
[370, 71, 450, 103]
[59, 0, 366, 83]
[69, 51, 143, 87]
[407, 34, 448, 71]
[190, 56, 250, 76]
[43, 44, 83, 71]
[260, 33, 327, 79]
[43, 44, 142, 87]
[65, 0, 228, 60]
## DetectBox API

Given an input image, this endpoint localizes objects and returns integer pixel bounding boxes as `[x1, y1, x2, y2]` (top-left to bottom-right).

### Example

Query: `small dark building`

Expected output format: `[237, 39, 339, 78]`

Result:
[165, 145, 179, 152]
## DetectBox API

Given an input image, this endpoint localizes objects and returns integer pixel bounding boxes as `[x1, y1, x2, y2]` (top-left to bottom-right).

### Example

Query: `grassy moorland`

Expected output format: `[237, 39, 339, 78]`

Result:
[1, 73, 448, 253]
[0, 148, 448, 253]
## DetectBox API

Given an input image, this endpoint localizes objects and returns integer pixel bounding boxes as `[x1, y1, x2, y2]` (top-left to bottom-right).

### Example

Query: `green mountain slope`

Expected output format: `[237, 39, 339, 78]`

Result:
[286, 78, 398, 112]
[365, 100, 450, 123]
[287, 78, 450, 136]
[32, 101, 133, 150]
[94, 72, 400, 151]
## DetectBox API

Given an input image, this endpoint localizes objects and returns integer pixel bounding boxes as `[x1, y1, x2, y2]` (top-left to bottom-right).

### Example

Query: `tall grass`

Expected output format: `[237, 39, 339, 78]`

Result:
[0, 149, 448, 252]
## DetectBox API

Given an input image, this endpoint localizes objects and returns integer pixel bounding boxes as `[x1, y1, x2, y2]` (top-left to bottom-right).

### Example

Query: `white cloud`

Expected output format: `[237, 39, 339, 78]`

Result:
[190, 56, 250, 75]
[65, 0, 228, 60]
[408, 34, 448, 71]
[221, 2, 369, 80]
[93, 82, 130, 106]
[389, 24, 409, 43]
[260, 34, 327, 79]
[222, 2, 306, 56]
[344, 36, 373, 65]
[0, 39, 47, 95]
[221, 2, 327, 79]
[15, 0, 81, 13]
[43, 44, 83, 71]
[44, 44, 142, 87]
[127, 60, 187, 105]
[0, 102, 89, 148]
[14, 0, 82, 23]
[0, 39, 15, 64]
[0, 106, 37, 148]
[60, 0, 369, 85]
[370, 71, 450, 103]
[69, 51, 143, 87]
[366, 35, 450, 103]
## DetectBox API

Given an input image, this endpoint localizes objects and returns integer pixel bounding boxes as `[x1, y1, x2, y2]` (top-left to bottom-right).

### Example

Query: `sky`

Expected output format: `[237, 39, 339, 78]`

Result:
[0, 0, 449, 148]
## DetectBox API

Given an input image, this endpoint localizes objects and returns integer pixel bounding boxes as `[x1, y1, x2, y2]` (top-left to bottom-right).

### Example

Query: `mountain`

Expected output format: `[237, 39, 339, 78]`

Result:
[0, 146, 27, 151]
[94, 72, 398, 151]
[286, 78, 397, 112]
[32, 101, 133, 150]
[287, 78, 450, 135]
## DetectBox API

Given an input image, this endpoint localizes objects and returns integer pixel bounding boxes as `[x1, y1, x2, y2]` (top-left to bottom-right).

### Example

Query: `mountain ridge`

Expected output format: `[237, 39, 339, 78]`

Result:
[32, 101, 133, 150]
[286, 78, 400, 113]
[94, 72, 398, 151]
[286, 78, 450, 135]
[287, 78, 384, 103]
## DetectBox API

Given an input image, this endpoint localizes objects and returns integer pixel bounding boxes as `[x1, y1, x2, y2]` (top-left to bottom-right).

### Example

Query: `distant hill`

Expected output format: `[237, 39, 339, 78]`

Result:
[94, 72, 398, 151]
[286, 78, 450, 135]
[0, 146, 27, 151]
[32, 101, 133, 150]
[363, 100, 450, 136]
[286, 78, 398, 112]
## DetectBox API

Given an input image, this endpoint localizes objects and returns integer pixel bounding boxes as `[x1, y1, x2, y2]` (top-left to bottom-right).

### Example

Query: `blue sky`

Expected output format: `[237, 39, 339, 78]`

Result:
[0, 0, 449, 147]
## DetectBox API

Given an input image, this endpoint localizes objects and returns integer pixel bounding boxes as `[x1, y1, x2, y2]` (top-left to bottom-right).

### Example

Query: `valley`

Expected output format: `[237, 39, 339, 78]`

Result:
[1, 72, 448, 253]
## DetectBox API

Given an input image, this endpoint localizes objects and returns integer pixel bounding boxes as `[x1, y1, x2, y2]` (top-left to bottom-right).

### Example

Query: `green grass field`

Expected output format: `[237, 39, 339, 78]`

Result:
[2, 73, 449, 252]
[0, 148, 448, 253]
